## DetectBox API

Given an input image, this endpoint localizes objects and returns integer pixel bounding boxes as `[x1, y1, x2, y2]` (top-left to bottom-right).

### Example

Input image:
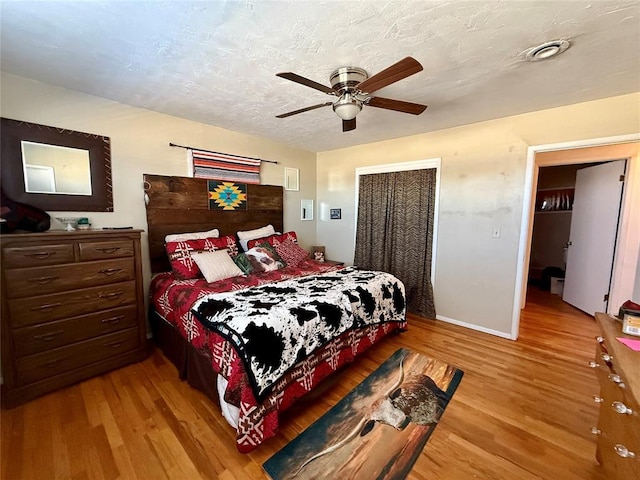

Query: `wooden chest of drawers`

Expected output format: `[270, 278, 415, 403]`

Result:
[592, 312, 640, 479]
[1, 230, 148, 407]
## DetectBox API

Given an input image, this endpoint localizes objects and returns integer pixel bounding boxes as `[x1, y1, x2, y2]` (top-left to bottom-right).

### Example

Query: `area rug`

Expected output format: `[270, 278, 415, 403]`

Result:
[263, 348, 464, 480]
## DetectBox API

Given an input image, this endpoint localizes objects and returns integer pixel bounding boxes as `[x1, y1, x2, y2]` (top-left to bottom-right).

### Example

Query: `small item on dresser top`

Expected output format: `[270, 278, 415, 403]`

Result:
[617, 337, 640, 351]
[103, 226, 134, 230]
[618, 299, 640, 336]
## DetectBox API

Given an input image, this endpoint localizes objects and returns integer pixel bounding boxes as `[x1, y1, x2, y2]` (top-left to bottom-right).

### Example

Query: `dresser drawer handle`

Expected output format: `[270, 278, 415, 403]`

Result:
[104, 341, 123, 349]
[95, 247, 121, 254]
[98, 292, 124, 299]
[28, 276, 59, 285]
[608, 374, 625, 387]
[23, 251, 56, 259]
[31, 302, 62, 311]
[101, 315, 125, 324]
[41, 357, 67, 368]
[33, 330, 64, 341]
[600, 353, 613, 362]
[590, 427, 601, 435]
[98, 268, 123, 276]
[595, 336, 605, 343]
[612, 401, 633, 415]
[593, 395, 604, 403]
[588, 361, 600, 368]
[614, 444, 636, 458]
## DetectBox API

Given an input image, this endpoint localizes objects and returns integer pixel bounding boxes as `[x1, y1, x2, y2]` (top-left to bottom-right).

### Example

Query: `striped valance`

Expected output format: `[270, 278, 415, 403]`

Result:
[191, 149, 261, 184]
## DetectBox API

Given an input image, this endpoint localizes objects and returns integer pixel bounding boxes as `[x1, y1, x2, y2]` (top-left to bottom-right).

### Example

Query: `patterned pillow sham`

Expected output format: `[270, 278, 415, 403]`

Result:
[246, 231, 298, 250]
[274, 237, 309, 267]
[243, 243, 286, 272]
[166, 235, 239, 279]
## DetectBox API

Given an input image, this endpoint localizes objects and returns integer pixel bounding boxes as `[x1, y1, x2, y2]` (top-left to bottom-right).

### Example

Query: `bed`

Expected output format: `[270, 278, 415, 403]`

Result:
[144, 174, 407, 452]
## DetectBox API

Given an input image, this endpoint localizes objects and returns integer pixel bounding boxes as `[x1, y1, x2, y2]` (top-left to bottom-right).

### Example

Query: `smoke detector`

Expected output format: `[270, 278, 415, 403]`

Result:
[523, 40, 571, 62]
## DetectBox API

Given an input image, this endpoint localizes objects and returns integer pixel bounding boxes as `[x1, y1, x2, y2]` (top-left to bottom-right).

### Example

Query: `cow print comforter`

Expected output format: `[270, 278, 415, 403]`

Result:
[191, 267, 405, 400]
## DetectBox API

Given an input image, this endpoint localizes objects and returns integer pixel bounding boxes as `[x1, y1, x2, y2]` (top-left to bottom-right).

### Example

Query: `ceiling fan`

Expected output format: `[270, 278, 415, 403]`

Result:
[275, 56, 428, 132]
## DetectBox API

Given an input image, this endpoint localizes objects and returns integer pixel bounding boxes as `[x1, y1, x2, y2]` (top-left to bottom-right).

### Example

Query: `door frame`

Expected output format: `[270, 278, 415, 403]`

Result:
[512, 135, 640, 339]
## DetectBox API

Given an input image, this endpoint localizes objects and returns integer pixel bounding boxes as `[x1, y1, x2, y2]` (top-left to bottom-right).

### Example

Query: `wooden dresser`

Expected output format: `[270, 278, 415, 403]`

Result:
[1, 229, 148, 407]
[592, 312, 640, 479]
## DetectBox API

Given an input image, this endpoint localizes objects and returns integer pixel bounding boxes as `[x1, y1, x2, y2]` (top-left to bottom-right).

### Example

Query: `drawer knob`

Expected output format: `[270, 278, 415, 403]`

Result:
[608, 374, 625, 388]
[600, 353, 613, 362]
[612, 401, 633, 415]
[588, 361, 600, 368]
[590, 427, 602, 435]
[614, 444, 636, 458]
[596, 336, 605, 343]
[593, 395, 604, 403]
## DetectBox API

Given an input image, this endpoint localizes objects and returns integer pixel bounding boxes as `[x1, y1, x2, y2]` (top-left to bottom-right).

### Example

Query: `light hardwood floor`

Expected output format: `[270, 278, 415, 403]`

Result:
[1, 288, 606, 479]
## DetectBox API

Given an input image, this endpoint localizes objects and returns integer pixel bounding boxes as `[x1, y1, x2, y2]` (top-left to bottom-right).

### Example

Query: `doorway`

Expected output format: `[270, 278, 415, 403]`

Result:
[528, 160, 626, 316]
[512, 137, 640, 339]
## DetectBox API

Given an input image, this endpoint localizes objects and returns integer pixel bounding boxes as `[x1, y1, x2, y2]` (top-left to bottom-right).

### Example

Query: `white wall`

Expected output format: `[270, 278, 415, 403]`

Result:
[0, 73, 317, 295]
[316, 93, 640, 337]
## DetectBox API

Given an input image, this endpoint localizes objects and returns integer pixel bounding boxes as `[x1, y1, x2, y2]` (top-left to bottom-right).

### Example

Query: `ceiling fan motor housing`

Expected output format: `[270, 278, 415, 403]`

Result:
[330, 67, 368, 94]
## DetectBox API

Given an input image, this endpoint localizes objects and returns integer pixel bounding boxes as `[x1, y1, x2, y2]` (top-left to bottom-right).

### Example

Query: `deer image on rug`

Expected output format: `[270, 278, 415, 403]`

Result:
[263, 348, 463, 480]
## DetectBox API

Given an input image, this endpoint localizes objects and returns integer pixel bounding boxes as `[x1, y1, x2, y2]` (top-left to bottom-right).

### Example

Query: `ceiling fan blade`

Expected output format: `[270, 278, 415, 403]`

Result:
[342, 118, 356, 132]
[367, 96, 427, 115]
[276, 72, 336, 94]
[276, 102, 333, 118]
[357, 57, 423, 94]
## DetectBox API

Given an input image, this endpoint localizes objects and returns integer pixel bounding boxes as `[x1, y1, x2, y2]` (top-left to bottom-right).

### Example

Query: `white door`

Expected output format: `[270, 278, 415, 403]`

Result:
[563, 160, 626, 315]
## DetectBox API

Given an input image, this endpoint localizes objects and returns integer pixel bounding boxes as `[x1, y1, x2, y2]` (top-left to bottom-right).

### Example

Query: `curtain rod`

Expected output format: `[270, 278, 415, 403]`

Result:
[169, 142, 278, 165]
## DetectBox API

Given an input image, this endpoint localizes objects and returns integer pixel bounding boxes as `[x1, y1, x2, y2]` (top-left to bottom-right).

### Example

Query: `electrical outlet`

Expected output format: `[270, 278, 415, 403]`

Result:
[492, 227, 501, 238]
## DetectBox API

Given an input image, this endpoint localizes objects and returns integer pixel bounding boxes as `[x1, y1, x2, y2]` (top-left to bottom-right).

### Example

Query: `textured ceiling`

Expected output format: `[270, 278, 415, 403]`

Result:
[1, 1, 639, 153]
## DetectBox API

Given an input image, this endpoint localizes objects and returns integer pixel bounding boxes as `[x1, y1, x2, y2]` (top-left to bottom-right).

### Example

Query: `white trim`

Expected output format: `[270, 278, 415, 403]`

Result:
[354, 158, 441, 283]
[436, 315, 514, 340]
[513, 134, 640, 339]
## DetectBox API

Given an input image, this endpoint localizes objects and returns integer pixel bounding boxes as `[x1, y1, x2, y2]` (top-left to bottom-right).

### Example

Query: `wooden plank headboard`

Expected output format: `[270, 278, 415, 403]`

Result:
[144, 174, 284, 273]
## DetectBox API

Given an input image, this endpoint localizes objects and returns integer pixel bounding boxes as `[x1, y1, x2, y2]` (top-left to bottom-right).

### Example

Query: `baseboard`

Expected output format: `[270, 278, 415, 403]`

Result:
[436, 314, 515, 340]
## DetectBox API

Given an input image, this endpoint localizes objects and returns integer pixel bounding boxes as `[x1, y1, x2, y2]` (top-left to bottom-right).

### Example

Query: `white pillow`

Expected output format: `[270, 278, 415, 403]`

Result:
[191, 250, 244, 283]
[237, 224, 275, 251]
[165, 228, 220, 243]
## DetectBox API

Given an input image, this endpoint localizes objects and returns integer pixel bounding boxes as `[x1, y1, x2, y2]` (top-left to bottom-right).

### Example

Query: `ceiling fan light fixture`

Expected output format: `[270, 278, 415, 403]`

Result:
[333, 93, 362, 120]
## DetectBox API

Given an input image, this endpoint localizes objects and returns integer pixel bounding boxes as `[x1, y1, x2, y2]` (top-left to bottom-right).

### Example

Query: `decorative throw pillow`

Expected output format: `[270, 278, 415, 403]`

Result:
[233, 252, 254, 275]
[166, 235, 239, 279]
[191, 250, 244, 283]
[237, 224, 276, 251]
[165, 228, 220, 243]
[247, 231, 298, 250]
[244, 243, 286, 272]
[274, 237, 309, 267]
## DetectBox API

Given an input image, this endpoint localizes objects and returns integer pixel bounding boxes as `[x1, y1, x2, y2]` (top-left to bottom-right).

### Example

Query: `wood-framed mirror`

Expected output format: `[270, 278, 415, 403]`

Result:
[1, 118, 113, 212]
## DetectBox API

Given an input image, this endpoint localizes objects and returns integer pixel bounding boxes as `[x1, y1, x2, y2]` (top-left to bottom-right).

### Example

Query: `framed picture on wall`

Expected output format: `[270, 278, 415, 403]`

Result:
[330, 208, 341, 219]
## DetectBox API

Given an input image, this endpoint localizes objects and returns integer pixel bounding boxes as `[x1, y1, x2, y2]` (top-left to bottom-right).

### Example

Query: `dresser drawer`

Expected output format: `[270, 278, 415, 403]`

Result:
[12, 305, 139, 357]
[2, 244, 74, 268]
[4, 258, 135, 298]
[78, 240, 134, 261]
[15, 327, 141, 385]
[8, 281, 137, 327]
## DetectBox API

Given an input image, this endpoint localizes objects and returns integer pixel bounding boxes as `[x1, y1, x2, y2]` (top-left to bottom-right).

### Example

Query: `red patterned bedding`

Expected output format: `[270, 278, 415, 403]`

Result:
[150, 259, 407, 452]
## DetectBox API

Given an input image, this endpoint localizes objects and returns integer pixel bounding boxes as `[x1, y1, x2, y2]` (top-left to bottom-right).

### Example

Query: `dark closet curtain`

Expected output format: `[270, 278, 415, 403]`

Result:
[354, 168, 436, 318]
